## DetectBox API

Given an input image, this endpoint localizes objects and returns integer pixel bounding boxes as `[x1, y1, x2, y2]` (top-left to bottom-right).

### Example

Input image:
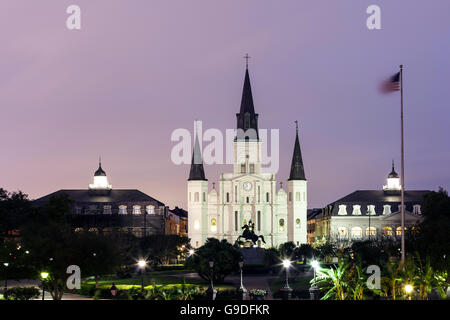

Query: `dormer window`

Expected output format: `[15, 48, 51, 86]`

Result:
[383, 205, 391, 215]
[413, 204, 421, 215]
[352, 205, 362, 215]
[103, 205, 112, 215]
[119, 205, 127, 215]
[133, 205, 141, 215]
[146, 205, 155, 215]
[338, 205, 347, 215]
[367, 205, 376, 215]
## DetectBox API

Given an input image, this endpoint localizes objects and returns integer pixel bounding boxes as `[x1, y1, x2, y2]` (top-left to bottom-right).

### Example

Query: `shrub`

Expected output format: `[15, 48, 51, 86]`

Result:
[3, 287, 40, 300]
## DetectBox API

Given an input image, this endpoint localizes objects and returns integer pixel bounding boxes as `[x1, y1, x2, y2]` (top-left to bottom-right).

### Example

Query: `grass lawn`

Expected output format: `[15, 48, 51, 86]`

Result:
[83, 271, 235, 290]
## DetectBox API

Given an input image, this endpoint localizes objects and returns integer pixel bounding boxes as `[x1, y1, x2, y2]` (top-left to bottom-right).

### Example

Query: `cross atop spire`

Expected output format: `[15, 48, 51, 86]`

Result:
[295, 120, 298, 135]
[244, 53, 251, 69]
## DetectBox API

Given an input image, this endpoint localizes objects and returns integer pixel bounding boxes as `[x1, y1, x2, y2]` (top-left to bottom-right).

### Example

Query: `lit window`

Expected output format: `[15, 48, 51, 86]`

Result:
[210, 219, 217, 232]
[338, 227, 348, 239]
[119, 205, 127, 215]
[367, 205, 376, 215]
[413, 205, 421, 215]
[382, 226, 393, 236]
[133, 205, 141, 215]
[396, 226, 406, 236]
[146, 205, 155, 215]
[352, 205, 362, 215]
[366, 227, 376, 236]
[194, 219, 200, 230]
[338, 205, 347, 215]
[279, 219, 285, 232]
[351, 227, 362, 239]
[383, 205, 391, 215]
[295, 219, 301, 228]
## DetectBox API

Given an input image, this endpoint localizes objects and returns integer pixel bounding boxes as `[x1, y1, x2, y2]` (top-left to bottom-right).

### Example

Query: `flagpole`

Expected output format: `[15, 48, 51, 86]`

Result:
[400, 64, 405, 264]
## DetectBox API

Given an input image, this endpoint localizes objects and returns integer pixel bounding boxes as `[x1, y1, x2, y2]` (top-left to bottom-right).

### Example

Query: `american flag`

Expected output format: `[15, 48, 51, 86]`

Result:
[382, 72, 401, 92]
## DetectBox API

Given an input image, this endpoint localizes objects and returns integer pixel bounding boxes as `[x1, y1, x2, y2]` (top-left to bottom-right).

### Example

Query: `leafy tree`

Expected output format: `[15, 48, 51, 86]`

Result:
[278, 241, 296, 259]
[20, 194, 120, 299]
[184, 238, 241, 283]
[294, 244, 314, 264]
[139, 235, 190, 265]
[0, 188, 31, 240]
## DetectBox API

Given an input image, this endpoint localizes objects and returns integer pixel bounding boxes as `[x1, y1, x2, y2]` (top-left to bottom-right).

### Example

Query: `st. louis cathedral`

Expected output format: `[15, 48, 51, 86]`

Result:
[188, 66, 307, 248]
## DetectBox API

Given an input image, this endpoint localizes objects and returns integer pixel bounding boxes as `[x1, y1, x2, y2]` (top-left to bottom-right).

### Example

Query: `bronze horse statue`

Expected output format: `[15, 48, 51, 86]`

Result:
[237, 220, 266, 245]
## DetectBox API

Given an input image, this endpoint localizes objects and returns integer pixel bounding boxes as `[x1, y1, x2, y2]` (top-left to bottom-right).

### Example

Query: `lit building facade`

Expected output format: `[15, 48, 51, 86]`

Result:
[188, 66, 308, 248]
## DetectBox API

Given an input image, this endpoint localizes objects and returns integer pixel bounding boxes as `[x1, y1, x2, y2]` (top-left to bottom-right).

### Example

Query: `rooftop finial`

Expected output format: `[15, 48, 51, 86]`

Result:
[244, 53, 251, 69]
[99, 156, 101, 167]
[295, 120, 298, 135]
[392, 159, 395, 171]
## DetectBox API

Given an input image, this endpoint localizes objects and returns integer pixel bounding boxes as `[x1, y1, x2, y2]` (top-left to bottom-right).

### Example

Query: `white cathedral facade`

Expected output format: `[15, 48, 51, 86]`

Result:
[187, 66, 307, 249]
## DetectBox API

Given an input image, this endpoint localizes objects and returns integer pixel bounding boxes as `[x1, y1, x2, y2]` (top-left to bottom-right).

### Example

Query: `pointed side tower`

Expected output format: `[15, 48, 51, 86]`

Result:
[187, 127, 209, 248]
[287, 121, 307, 245]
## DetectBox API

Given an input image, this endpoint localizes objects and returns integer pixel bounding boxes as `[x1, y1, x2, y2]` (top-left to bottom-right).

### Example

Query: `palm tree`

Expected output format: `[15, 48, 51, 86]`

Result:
[314, 260, 349, 300]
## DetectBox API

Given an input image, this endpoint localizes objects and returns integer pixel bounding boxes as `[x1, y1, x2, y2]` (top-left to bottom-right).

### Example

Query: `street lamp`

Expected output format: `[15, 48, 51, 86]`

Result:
[309, 260, 320, 300]
[3, 263, 9, 292]
[137, 259, 147, 291]
[280, 259, 293, 300]
[405, 284, 413, 300]
[189, 249, 195, 256]
[206, 258, 217, 300]
[40, 272, 49, 300]
[237, 256, 247, 300]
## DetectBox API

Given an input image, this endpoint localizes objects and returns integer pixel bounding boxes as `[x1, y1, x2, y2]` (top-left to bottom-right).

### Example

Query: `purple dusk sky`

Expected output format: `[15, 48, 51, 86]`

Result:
[1, 0, 449, 210]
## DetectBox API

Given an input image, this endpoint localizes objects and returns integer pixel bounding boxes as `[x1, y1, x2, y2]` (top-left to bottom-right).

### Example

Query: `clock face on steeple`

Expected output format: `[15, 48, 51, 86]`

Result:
[243, 182, 252, 191]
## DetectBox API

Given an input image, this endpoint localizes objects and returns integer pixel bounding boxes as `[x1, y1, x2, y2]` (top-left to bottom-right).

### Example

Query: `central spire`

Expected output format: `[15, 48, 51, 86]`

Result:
[236, 61, 259, 141]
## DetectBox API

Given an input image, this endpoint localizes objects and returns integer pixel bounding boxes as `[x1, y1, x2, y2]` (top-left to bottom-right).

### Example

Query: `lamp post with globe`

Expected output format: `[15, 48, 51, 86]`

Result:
[309, 260, 320, 300]
[280, 259, 293, 300]
[206, 258, 217, 300]
[237, 256, 247, 300]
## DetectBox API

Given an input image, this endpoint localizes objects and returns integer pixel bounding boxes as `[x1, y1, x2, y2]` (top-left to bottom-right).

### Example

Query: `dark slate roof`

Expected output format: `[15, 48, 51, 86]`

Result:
[288, 124, 306, 181]
[235, 67, 259, 140]
[169, 206, 188, 218]
[94, 163, 106, 176]
[388, 160, 399, 178]
[33, 189, 165, 206]
[326, 190, 430, 216]
[188, 133, 207, 181]
[307, 208, 323, 220]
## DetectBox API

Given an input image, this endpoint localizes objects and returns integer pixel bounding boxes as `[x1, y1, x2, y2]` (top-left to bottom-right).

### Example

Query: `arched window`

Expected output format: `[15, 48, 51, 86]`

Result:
[383, 205, 391, 215]
[366, 227, 377, 236]
[146, 205, 155, 215]
[74, 228, 84, 233]
[210, 218, 217, 232]
[226, 192, 230, 203]
[119, 205, 127, 215]
[133, 205, 141, 215]
[367, 205, 376, 215]
[194, 219, 200, 230]
[338, 205, 347, 215]
[382, 226, 393, 236]
[351, 227, 362, 239]
[338, 227, 348, 240]
[279, 219, 285, 232]
[295, 219, 301, 228]
[234, 211, 238, 231]
[266, 192, 270, 203]
[352, 205, 362, 215]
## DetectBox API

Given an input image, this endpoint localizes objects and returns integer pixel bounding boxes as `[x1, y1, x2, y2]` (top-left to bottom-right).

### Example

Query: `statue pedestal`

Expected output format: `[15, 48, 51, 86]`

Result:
[239, 247, 265, 265]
